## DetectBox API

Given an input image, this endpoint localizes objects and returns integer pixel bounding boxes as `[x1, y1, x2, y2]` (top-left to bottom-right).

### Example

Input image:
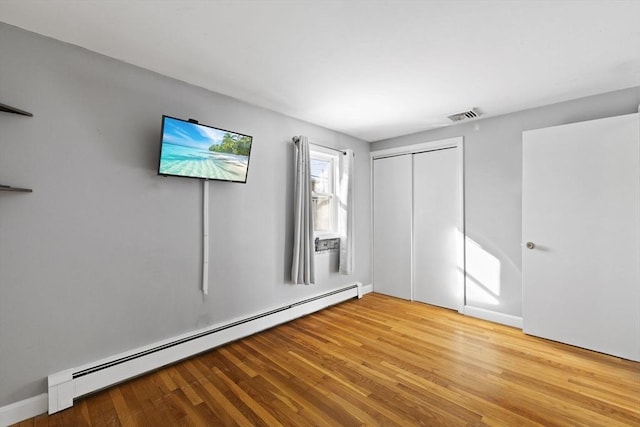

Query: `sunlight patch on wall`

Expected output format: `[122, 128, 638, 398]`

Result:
[465, 237, 501, 306]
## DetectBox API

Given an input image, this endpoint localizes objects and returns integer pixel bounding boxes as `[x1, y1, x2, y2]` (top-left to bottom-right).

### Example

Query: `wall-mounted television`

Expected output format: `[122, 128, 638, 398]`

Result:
[158, 115, 253, 183]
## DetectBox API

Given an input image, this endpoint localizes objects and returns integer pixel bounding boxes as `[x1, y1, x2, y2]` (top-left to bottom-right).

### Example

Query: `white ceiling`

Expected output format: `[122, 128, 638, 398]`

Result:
[1, 0, 639, 142]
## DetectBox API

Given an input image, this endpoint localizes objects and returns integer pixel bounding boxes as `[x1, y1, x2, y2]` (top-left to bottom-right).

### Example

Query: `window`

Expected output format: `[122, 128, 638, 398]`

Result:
[310, 147, 339, 236]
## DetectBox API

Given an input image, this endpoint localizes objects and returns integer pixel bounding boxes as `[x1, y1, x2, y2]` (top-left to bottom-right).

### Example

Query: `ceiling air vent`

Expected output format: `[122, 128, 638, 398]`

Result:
[448, 108, 481, 122]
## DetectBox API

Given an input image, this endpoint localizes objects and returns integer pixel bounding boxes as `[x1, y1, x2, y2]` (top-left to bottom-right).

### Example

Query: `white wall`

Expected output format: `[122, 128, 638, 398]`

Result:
[371, 86, 640, 319]
[0, 23, 371, 407]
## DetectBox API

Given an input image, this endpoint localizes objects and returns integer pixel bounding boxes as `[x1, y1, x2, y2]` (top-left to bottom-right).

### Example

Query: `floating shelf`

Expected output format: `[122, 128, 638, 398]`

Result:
[0, 102, 33, 117]
[0, 185, 33, 193]
[1, 102, 34, 193]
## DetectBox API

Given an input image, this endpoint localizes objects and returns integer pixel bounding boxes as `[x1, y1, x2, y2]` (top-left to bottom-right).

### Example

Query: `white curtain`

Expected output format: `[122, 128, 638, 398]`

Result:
[338, 149, 354, 275]
[291, 136, 315, 285]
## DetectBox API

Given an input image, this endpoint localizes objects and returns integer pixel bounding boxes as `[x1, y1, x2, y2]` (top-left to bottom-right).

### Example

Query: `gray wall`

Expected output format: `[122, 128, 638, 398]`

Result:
[371, 86, 640, 318]
[0, 24, 371, 406]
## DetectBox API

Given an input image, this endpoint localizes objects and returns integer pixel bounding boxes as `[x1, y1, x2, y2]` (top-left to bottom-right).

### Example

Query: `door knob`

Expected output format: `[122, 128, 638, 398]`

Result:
[526, 242, 535, 250]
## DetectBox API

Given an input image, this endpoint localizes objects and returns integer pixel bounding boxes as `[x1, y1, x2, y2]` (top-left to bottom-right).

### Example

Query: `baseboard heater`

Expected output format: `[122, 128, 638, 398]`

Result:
[48, 283, 362, 414]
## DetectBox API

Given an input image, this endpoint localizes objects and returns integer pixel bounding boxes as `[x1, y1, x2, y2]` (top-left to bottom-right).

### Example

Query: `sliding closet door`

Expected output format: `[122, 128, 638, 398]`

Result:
[373, 155, 412, 299]
[413, 148, 462, 310]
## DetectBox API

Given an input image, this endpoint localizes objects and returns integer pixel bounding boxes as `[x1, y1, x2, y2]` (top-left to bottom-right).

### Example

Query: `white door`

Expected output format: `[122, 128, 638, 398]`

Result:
[522, 113, 640, 361]
[413, 148, 462, 310]
[373, 154, 412, 299]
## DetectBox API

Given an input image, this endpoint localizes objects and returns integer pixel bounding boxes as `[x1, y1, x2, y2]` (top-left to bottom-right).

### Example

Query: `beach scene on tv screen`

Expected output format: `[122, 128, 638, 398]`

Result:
[159, 117, 251, 181]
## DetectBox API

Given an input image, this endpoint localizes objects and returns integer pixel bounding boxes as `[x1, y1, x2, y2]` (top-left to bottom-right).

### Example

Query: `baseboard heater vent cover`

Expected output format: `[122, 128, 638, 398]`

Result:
[48, 283, 362, 414]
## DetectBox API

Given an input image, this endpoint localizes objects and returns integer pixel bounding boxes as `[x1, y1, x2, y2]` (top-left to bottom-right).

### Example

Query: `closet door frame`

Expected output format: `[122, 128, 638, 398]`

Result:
[370, 137, 465, 312]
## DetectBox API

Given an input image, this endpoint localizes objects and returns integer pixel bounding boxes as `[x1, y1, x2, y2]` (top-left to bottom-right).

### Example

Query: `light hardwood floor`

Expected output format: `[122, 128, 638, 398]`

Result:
[13, 293, 640, 426]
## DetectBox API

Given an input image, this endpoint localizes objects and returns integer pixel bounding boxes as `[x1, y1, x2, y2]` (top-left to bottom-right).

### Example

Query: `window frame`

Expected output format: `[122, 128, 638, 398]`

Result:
[309, 145, 340, 239]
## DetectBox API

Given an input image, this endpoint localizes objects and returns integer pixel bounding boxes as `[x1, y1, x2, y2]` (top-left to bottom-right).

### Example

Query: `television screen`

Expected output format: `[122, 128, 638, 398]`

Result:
[158, 116, 253, 183]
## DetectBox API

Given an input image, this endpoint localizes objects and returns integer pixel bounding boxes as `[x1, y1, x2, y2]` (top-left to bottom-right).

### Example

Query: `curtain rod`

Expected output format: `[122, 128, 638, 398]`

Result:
[291, 136, 349, 155]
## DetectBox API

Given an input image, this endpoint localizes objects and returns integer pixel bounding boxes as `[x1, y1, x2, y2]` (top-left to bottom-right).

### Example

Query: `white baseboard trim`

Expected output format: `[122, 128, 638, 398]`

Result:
[0, 393, 47, 427]
[463, 305, 523, 329]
